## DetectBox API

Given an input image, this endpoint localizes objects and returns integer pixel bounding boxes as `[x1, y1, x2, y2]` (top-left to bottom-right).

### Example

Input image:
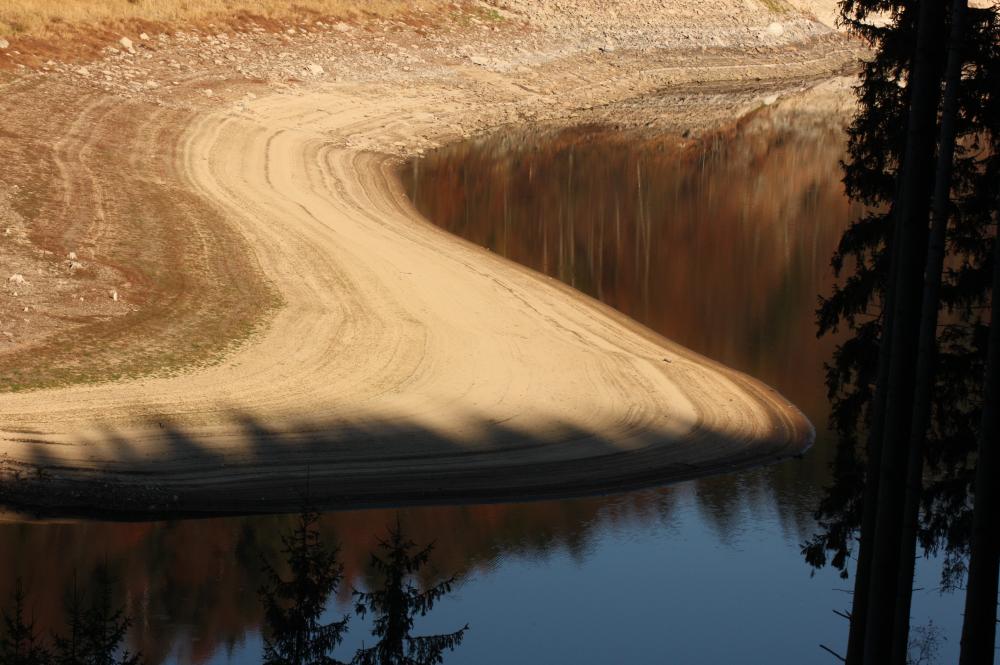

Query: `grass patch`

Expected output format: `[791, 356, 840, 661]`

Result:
[758, 0, 791, 14]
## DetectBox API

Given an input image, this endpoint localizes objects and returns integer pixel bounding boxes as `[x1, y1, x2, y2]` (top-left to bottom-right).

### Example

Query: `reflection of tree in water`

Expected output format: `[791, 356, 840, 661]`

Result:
[1, 581, 48, 665]
[258, 504, 350, 665]
[1, 570, 142, 665]
[352, 521, 467, 665]
[258, 509, 467, 665]
[0, 492, 666, 665]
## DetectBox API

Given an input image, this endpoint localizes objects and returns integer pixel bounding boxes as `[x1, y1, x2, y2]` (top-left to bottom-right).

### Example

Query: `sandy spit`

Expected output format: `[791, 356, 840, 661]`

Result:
[0, 3, 853, 515]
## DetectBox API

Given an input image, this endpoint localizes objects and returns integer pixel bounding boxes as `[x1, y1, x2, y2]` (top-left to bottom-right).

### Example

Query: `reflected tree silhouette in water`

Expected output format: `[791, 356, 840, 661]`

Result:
[1, 572, 141, 665]
[1, 581, 48, 665]
[258, 503, 350, 665]
[258, 508, 467, 665]
[352, 520, 468, 665]
[61, 568, 142, 665]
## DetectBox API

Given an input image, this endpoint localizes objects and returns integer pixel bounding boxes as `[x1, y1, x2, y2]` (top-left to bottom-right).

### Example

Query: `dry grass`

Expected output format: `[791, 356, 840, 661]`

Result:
[0, 0, 443, 37]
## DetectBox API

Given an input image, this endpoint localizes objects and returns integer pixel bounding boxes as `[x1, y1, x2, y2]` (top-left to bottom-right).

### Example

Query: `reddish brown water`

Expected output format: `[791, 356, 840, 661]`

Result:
[402, 114, 859, 433]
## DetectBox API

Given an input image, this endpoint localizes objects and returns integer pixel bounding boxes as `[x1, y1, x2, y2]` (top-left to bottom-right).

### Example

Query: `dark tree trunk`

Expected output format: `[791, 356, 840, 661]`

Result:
[958, 206, 1000, 665]
[845, 236, 899, 665]
[890, 2, 969, 663]
[862, 0, 946, 660]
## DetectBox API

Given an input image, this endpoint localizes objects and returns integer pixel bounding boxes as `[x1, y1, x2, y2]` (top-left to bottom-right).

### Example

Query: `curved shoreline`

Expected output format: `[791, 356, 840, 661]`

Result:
[0, 79, 815, 516]
[0, 9, 856, 515]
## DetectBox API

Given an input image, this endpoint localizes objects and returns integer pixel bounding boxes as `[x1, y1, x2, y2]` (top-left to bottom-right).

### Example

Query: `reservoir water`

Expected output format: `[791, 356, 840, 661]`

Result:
[0, 110, 965, 664]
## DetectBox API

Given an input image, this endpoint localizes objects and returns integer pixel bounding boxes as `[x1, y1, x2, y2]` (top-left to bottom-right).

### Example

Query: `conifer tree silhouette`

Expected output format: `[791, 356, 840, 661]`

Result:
[0, 580, 50, 665]
[52, 576, 87, 665]
[259, 503, 350, 665]
[50, 567, 142, 665]
[352, 520, 467, 665]
[78, 568, 141, 665]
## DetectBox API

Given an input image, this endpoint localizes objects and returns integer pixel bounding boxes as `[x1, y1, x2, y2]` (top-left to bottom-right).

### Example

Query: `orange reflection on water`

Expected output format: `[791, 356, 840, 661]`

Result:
[403, 113, 859, 425]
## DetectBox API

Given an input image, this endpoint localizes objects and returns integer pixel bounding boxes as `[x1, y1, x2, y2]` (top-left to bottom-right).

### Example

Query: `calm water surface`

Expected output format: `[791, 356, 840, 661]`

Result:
[1, 110, 964, 664]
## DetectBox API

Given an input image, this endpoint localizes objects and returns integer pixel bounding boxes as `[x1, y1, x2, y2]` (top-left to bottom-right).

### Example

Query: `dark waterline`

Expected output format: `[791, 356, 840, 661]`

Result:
[0, 110, 964, 664]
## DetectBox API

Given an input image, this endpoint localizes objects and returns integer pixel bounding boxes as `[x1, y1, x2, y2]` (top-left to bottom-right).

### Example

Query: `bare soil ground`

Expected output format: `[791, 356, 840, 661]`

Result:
[0, 0, 860, 515]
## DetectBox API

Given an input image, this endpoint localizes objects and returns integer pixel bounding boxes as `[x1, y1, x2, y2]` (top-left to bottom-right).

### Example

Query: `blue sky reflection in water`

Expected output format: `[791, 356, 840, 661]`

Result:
[1, 109, 967, 664]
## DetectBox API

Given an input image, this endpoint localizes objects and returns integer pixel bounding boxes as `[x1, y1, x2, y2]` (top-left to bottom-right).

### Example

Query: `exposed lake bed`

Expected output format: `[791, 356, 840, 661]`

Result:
[4, 0, 984, 662]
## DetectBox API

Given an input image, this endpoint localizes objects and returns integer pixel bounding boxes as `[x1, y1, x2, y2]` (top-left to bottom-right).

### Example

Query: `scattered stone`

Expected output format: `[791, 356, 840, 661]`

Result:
[7, 274, 26, 285]
[334, 22, 352, 32]
[766, 22, 784, 37]
[75, 67, 90, 77]
[306, 63, 324, 76]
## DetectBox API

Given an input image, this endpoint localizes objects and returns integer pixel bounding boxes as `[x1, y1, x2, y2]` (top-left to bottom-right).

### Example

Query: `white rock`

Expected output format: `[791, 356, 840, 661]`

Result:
[0, 38, 10, 50]
[334, 22, 351, 32]
[469, 55, 490, 67]
[204, 88, 214, 97]
[67, 261, 84, 271]
[766, 22, 784, 37]
[139, 32, 150, 41]
[109, 289, 119, 301]
[119, 36, 134, 50]
[306, 63, 324, 76]
[75, 67, 90, 77]
[763, 93, 779, 105]
[7, 274, 26, 285]
[67, 251, 77, 260]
